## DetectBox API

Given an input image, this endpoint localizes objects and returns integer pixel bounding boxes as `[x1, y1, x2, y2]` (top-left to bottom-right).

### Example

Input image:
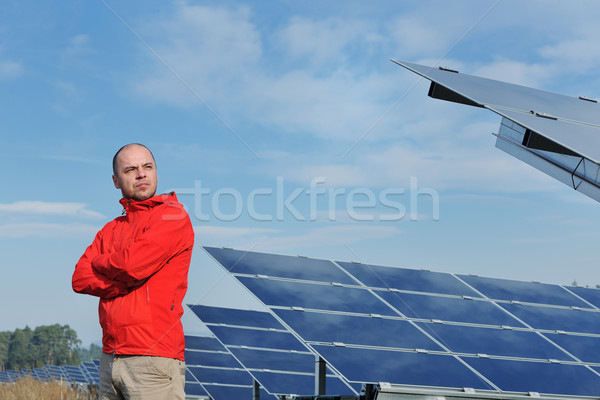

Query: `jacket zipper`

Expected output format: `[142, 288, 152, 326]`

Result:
[106, 300, 116, 354]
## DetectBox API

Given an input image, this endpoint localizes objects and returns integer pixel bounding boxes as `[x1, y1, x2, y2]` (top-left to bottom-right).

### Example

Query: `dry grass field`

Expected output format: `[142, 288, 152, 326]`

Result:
[0, 377, 95, 399]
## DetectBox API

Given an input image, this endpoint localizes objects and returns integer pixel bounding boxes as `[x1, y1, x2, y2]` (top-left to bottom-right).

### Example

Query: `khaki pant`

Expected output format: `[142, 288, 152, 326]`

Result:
[99, 353, 185, 400]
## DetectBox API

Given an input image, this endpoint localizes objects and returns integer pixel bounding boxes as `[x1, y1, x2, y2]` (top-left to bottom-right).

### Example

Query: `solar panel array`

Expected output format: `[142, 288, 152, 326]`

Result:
[187, 305, 362, 398]
[203, 246, 600, 398]
[184, 334, 274, 399]
[0, 359, 100, 385]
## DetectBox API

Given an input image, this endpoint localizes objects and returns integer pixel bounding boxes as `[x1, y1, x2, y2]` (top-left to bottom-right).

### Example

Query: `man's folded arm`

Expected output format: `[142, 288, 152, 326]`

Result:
[91, 210, 192, 283]
[72, 231, 129, 298]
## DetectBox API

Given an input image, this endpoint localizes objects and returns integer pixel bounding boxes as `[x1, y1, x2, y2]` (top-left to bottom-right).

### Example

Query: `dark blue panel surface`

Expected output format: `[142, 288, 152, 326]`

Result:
[464, 357, 600, 396]
[184, 382, 208, 397]
[458, 274, 587, 307]
[416, 323, 574, 361]
[250, 371, 357, 396]
[337, 261, 478, 297]
[185, 350, 241, 368]
[236, 276, 396, 315]
[205, 247, 355, 284]
[207, 325, 306, 352]
[185, 369, 196, 382]
[568, 286, 600, 309]
[188, 366, 250, 385]
[312, 345, 493, 390]
[250, 371, 315, 396]
[202, 384, 275, 400]
[228, 347, 315, 373]
[501, 303, 600, 334]
[378, 291, 524, 327]
[544, 333, 600, 364]
[274, 309, 442, 351]
[188, 304, 282, 329]
[185, 335, 226, 352]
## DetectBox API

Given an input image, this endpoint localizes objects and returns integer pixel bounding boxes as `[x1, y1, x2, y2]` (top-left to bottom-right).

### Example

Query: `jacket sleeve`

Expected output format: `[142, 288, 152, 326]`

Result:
[72, 228, 129, 298]
[91, 205, 193, 283]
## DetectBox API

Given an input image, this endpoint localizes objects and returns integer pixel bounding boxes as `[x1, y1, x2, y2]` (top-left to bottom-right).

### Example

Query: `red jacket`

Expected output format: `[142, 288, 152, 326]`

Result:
[72, 192, 194, 361]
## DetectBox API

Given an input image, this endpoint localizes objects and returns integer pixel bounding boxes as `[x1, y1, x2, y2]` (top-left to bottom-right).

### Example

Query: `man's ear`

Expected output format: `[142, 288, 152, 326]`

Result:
[112, 174, 121, 189]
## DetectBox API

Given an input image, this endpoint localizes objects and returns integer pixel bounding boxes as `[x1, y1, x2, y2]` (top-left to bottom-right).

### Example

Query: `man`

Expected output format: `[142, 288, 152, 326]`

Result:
[72, 143, 194, 400]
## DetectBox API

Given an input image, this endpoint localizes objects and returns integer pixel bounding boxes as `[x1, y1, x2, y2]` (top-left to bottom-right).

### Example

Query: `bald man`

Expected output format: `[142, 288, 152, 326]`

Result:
[73, 144, 194, 400]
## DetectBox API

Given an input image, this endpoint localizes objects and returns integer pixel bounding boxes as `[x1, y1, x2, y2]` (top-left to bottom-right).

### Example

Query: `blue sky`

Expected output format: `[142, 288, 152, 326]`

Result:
[3, 0, 600, 346]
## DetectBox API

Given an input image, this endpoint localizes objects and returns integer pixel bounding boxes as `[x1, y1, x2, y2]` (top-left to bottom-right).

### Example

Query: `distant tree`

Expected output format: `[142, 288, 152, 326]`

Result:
[0, 330, 10, 371]
[78, 343, 102, 362]
[5, 324, 81, 370]
[33, 324, 81, 367]
[7, 326, 35, 370]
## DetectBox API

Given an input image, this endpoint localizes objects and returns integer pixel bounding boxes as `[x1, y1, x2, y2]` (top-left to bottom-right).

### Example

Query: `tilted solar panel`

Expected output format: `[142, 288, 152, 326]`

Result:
[391, 60, 600, 203]
[184, 335, 273, 400]
[203, 246, 600, 398]
[188, 304, 361, 397]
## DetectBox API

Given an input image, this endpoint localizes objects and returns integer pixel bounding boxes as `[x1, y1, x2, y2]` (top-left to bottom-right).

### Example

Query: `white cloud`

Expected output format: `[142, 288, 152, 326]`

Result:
[0, 201, 105, 219]
[276, 16, 371, 67]
[251, 224, 401, 252]
[386, 15, 450, 57]
[0, 60, 22, 79]
[191, 223, 400, 254]
[0, 223, 99, 238]
[473, 60, 558, 89]
[128, 3, 410, 140]
[133, 4, 261, 107]
[193, 225, 279, 239]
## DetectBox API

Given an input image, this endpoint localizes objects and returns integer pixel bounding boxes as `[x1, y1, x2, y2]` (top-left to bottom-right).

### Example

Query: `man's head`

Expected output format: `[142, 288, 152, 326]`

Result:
[112, 143, 158, 201]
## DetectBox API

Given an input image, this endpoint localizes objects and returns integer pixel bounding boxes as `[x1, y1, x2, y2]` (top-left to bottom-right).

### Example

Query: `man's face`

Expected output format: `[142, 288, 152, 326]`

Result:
[112, 146, 158, 201]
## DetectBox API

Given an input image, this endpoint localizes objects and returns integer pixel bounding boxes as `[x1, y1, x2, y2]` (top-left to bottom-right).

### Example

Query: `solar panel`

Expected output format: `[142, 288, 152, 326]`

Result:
[568, 285, 600, 308]
[44, 365, 68, 381]
[272, 309, 443, 351]
[204, 246, 356, 284]
[203, 246, 600, 398]
[457, 274, 589, 307]
[392, 60, 600, 203]
[188, 304, 361, 397]
[63, 364, 89, 384]
[184, 334, 274, 400]
[500, 303, 600, 334]
[0, 371, 13, 382]
[235, 276, 397, 315]
[336, 261, 478, 296]
[81, 361, 99, 384]
[376, 291, 524, 326]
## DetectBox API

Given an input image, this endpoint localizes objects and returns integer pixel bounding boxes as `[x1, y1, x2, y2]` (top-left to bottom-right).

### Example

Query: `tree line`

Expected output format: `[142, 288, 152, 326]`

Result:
[0, 324, 100, 371]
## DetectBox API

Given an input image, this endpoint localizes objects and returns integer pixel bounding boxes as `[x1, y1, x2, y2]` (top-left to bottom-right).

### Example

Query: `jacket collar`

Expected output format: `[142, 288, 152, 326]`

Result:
[119, 192, 178, 213]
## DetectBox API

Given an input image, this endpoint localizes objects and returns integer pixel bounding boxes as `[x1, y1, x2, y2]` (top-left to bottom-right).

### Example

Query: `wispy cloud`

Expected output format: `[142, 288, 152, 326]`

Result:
[0, 223, 99, 238]
[0, 60, 23, 79]
[192, 223, 400, 253]
[193, 225, 279, 239]
[0, 201, 105, 219]
[252, 224, 401, 252]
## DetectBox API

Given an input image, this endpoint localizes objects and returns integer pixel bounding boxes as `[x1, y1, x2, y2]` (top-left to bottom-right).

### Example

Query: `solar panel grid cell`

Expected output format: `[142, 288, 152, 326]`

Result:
[204, 246, 355, 284]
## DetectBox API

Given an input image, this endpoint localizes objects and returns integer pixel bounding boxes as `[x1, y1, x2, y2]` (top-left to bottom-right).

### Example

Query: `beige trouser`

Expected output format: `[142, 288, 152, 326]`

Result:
[99, 353, 186, 400]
